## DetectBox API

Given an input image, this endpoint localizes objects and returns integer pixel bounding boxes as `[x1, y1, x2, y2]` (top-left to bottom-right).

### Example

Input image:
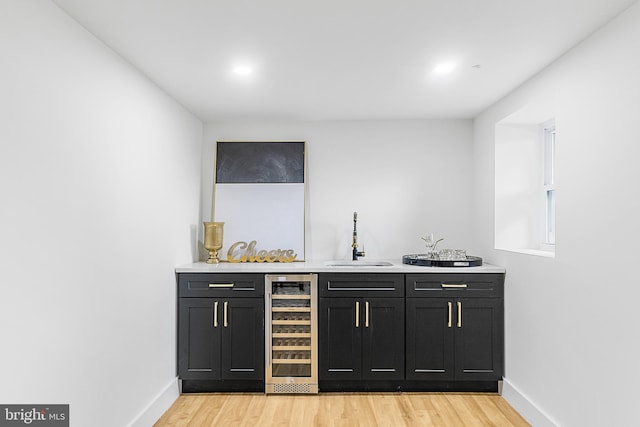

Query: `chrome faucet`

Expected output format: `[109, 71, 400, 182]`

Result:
[352, 211, 365, 261]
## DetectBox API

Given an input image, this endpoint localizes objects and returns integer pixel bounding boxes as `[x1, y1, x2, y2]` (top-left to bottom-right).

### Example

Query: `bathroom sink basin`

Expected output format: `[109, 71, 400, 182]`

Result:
[324, 260, 394, 267]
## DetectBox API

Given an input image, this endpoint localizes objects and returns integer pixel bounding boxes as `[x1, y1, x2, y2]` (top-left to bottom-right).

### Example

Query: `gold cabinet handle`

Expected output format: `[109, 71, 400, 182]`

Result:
[447, 302, 452, 328]
[213, 301, 219, 328]
[223, 301, 229, 327]
[209, 283, 234, 288]
[442, 283, 468, 288]
[355, 301, 360, 328]
[365, 301, 370, 328]
[457, 302, 462, 328]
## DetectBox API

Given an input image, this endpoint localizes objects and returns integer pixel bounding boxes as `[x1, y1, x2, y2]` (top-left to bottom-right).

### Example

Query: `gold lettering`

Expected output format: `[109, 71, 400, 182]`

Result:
[225, 240, 298, 263]
[246, 240, 257, 262]
[266, 250, 278, 263]
[283, 249, 297, 262]
[255, 250, 268, 262]
[227, 241, 246, 262]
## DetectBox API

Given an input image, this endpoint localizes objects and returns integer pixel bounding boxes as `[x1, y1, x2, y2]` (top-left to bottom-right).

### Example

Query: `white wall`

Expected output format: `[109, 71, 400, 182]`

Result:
[202, 119, 474, 261]
[473, 2, 640, 426]
[0, 1, 202, 426]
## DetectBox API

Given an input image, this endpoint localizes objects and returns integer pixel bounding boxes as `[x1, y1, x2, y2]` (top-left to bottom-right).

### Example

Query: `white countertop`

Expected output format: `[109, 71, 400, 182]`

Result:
[175, 259, 505, 274]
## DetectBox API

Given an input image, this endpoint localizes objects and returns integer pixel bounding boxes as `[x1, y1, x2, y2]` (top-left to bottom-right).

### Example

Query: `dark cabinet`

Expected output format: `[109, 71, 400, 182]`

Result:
[405, 274, 504, 382]
[318, 274, 404, 381]
[318, 297, 361, 380]
[178, 297, 264, 380]
[177, 274, 264, 383]
[453, 298, 503, 380]
[175, 270, 505, 392]
[406, 298, 453, 380]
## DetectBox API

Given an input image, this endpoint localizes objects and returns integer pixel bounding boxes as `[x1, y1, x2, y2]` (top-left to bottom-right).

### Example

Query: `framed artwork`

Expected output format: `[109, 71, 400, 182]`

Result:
[213, 141, 306, 261]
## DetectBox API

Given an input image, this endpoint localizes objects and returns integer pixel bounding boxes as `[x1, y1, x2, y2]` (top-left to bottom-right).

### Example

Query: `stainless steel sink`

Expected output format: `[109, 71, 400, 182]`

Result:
[324, 260, 394, 267]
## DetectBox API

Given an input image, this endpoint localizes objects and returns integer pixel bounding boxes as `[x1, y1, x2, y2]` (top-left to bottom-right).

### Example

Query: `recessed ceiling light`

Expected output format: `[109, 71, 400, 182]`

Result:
[433, 62, 456, 75]
[233, 65, 254, 76]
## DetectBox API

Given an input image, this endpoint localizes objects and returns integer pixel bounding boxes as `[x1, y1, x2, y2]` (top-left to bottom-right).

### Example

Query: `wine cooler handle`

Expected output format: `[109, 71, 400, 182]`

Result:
[224, 301, 229, 327]
[214, 301, 219, 328]
[365, 301, 370, 328]
[355, 301, 360, 328]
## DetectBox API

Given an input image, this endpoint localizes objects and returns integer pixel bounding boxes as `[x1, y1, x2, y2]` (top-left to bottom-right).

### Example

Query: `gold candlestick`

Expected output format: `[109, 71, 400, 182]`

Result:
[204, 222, 224, 264]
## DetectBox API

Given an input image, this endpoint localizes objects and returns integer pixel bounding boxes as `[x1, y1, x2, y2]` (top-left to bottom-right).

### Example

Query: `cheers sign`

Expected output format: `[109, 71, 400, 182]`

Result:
[227, 240, 298, 263]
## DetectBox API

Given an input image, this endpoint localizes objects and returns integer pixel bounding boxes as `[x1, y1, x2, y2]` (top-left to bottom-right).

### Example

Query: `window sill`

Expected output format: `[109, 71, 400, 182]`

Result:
[496, 247, 555, 258]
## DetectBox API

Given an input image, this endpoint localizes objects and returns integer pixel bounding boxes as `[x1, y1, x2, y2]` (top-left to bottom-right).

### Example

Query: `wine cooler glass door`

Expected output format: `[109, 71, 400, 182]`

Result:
[265, 274, 318, 393]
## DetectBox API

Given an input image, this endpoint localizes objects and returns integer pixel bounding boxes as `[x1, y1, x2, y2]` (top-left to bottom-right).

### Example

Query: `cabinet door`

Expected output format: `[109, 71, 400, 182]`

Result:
[319, 298, 362, 381]
[362, 298, 404, 380]
[454, 298, 504, 381]
[405, 298, 454, 381]
[178, 298, 222, 380]
[221, 298, 264, 380]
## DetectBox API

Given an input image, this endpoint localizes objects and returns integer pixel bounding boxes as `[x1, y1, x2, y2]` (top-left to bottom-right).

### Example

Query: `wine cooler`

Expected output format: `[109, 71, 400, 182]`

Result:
[265, 274, 318, 394]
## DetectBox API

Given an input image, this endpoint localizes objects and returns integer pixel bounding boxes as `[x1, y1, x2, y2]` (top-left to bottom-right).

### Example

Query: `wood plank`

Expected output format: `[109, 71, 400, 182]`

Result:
[154, 392, 531, 426]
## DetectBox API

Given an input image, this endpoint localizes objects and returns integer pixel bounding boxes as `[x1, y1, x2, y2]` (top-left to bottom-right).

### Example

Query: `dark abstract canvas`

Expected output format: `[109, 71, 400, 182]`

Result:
[216, 141, 304, 183]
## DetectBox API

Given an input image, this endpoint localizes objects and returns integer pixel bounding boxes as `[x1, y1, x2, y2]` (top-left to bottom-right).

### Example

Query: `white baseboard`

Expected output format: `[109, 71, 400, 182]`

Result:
[128, 377, 180, 427]
[502, 378, 558, 427]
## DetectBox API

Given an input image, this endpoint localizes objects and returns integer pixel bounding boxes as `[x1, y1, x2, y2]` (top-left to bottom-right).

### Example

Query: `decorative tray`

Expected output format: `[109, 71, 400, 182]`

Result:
[402, 254, 483, 267]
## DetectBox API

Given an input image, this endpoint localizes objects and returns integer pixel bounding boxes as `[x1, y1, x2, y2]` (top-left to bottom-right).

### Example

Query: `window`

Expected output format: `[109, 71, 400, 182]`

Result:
[543, 123, 556, 245]
[494, 105, 555, 257]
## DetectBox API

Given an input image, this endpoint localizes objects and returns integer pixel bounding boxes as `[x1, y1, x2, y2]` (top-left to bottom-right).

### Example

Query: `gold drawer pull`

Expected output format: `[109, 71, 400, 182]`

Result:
[441, 283, 468, 288]
[365, 301, 369, 328]
[209, 283, 234, 288]
[224, 301, 229, 327]
[213, 301, 219, 328]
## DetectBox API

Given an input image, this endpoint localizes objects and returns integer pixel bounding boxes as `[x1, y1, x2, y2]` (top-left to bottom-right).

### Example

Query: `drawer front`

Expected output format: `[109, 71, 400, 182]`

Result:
[178, 273, 264, 297]
[406, 273, 504, 298]
[319, 274, 404, 298]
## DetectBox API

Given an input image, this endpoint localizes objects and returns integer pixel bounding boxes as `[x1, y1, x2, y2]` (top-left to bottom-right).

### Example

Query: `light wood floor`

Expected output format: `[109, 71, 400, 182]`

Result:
[154, 392, 530, 426]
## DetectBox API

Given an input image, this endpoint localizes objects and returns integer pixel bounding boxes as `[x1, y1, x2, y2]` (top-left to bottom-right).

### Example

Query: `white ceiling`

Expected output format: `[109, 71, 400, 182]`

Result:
[52, 0, 636, 122]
